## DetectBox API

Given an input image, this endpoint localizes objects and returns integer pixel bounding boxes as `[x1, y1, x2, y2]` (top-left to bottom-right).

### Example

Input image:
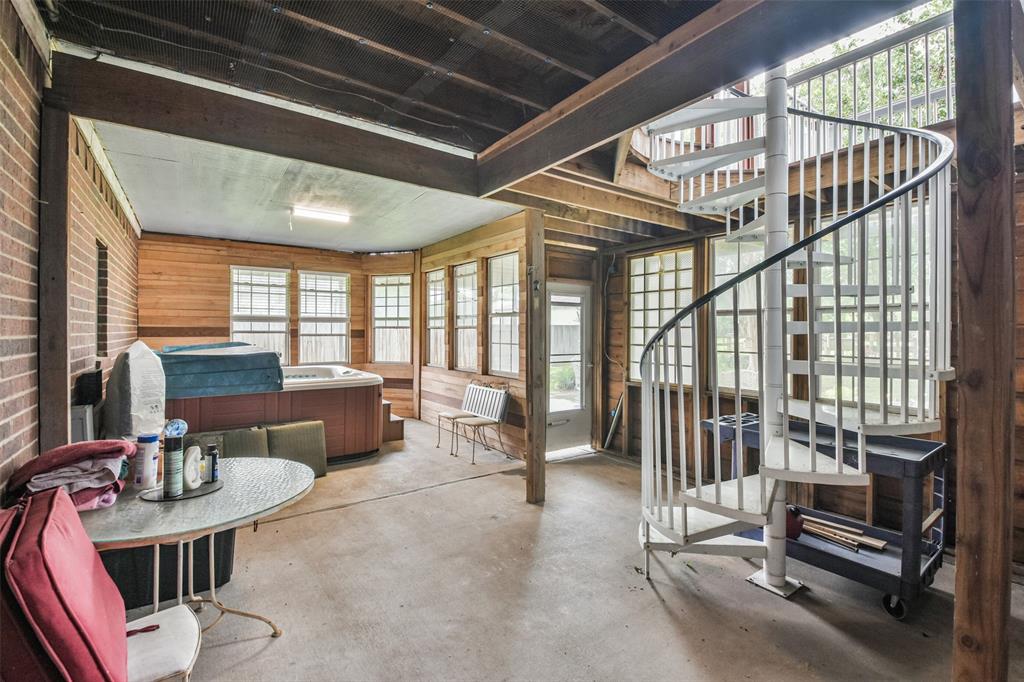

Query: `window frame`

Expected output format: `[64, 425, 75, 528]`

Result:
[425, 268, 447, 368]
[626, 246, 695, 387]
[229, 265, 291, 364]
[487, 251, 520, 378]
[370, 273, 413, 364]
[297, 270, 352, 365]
[453, 261, 479, 372]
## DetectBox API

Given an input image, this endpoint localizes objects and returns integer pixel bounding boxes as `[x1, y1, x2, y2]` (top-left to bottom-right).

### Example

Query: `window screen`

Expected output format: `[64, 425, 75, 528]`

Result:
[231, 267, 289, 362]
[488, 252, 519, 376]
[426, 269, 446, 367]
[372, 274, 411, 363]
[299, 271, 350, 364]
[454, 262, 478, 371]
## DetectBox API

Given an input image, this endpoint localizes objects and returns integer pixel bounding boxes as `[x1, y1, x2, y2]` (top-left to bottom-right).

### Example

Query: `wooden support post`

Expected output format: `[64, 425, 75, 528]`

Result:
[952, 1, 1014, 679]
[38, 106, 71, 452]
[412, 250, 423, 420]
[524, 209, 547, 503]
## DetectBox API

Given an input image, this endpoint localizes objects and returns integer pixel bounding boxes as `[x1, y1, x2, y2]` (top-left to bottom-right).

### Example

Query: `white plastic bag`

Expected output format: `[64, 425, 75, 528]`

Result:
[104, 341, 166, 438]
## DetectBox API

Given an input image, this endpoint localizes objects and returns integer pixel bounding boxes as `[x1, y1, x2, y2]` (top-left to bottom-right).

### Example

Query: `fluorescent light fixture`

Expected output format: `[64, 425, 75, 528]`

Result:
[291, 206, 351, 223]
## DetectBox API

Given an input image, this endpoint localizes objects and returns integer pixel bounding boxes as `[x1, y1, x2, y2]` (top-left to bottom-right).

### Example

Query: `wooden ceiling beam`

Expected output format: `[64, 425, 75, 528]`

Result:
[579, 0, 658, 44]
[426, 1, 598, 82]
[273, 3, 548, 112]
[491, 190, 667, 238]
[45, 53, 478, 196]
[510, 174, 688, 229]
[85, 0, 512, 137]
[545, 231, 603, 250]
[543, 216, 634, 243]
[477, 0, 918, 194]
[543, 168, 675, 208]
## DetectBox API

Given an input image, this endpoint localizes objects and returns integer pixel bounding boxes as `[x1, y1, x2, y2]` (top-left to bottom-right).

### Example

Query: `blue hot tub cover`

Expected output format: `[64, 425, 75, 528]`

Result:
[157, 342, 284, 399]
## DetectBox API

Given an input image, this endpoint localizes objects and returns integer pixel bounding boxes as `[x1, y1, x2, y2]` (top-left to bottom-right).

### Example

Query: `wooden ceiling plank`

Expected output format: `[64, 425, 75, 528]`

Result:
[579, 0, 658, 44]
[45, 53, 478, 196]
[426, 1, 598, 82]
[491, 190, 667, 238]
[511, 174, 688, 229]
[274, 3, 548, 111]
[86, 0, 512, 137]
[476, 0, 918, 194]
[544, 231, 603, 250]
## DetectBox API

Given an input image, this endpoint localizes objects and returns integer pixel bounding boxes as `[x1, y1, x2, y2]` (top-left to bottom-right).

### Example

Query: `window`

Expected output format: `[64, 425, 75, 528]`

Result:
[628, 248, 694, 384]
[231, 267, 289, 361]
[488, 252, 519, 376]
[95, 240, 109, 357]
[372, 274, 411, 363]
[454, 262, 478, 371]
[711, 238, 764, 392]
[814, 206, 929, 411]
[426, 269, 446, 367]
[298, 271, 350, 364]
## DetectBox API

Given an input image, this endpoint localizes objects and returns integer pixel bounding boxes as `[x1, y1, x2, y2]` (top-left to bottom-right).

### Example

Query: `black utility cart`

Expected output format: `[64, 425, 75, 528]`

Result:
[701, 413, 948, 620]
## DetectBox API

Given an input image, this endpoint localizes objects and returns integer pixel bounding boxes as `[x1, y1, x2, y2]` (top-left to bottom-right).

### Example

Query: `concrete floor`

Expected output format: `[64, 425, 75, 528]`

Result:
[166, 420, 1024, 681]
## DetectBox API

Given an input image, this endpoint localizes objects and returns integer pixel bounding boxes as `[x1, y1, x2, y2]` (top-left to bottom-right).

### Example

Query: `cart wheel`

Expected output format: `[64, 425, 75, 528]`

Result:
[882, 594, 908, 620]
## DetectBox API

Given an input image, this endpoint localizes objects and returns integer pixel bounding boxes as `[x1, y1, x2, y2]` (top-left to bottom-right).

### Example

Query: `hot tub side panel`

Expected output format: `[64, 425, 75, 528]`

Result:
[166, 384, 383, 457]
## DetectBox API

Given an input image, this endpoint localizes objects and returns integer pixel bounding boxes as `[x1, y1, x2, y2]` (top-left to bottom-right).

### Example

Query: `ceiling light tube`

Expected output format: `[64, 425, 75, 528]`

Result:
[292, 206, 351, 223]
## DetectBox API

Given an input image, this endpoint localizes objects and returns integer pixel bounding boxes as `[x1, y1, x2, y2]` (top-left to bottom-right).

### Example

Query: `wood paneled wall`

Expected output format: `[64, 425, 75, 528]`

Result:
[0, 3, 45, 489]
[136, 233, 416, 416]
[418, 215, 528, 457]
[67, 120, 139, 397]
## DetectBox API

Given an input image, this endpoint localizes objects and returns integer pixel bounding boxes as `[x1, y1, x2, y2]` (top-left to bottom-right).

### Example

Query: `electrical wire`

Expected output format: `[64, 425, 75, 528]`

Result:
[59, 4, 481, 147]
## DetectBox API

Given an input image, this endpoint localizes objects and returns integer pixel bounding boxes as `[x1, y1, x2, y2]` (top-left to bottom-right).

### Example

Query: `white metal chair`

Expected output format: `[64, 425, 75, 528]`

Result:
[450, 385, 512, 464]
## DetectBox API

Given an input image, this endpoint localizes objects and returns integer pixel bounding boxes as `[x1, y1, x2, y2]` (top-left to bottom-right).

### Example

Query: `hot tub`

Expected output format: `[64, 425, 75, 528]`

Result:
[166, 365, 385, 458]
[282, 365, 383, 390]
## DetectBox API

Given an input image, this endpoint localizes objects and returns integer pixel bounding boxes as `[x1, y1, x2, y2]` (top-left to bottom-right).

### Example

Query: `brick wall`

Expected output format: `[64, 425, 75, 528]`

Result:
[0, 5, 45, 489]
[67, 121, 139, 399]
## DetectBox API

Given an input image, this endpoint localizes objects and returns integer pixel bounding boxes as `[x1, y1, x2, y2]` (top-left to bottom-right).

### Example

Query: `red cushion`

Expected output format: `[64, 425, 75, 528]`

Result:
[1, 506, 62, 681]
[4, 488, 127, 682]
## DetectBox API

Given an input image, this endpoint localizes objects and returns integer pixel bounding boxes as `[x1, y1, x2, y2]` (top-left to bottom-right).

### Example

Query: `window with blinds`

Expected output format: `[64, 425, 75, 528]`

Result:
[454, 262, 478, 371]
[299, 271, 350, 364]
[230, 267, 290, 362]
[426, 269, 446, 367]
[372, 274, 412, 363]
[488, 252, 519, 376]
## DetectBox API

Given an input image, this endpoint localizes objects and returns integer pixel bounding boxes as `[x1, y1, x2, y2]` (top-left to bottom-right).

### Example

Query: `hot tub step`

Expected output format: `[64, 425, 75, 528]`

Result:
[382, 400, 405, 442]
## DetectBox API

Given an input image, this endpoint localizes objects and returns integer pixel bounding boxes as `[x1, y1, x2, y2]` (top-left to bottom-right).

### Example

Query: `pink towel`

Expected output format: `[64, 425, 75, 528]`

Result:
[9, 440, 136, 511]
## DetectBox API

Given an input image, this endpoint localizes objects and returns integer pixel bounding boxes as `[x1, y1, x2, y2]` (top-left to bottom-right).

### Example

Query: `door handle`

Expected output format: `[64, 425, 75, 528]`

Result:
[547, 419, 571, 427]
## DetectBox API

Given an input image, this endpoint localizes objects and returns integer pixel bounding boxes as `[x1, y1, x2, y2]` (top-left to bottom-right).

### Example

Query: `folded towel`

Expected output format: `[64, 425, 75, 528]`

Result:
[25, 455, 126, 494]
[9, 440, 137, 511]
[70, 480, 126, 511]
[9, 440, 136, 493]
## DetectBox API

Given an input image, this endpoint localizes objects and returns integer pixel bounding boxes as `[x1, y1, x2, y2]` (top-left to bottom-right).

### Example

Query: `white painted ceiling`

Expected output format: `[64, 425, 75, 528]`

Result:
[91, 121, 518, 252]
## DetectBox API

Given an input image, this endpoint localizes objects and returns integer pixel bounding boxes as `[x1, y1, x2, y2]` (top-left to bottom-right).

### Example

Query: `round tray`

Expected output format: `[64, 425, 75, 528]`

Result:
[139, 479, 223, 502]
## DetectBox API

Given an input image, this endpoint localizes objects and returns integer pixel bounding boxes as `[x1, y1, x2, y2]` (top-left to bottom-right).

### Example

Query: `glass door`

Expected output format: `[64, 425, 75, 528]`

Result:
[547, 282, 592, 451]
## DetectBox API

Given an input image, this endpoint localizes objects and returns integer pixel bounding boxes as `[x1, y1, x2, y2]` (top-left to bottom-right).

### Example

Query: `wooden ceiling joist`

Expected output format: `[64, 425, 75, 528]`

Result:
[45, 52, 477, 196]
[543, 216, 633, 243]
[272, 3, 549, 112]
[544, 231, 603, 250]
[510, 174, 688, 230]
[491, 190, 666, 238]
[579, 0, 658, 44]
[425, 1, 598, 82]
[476, 0, 918, 195]
[84, 0, 513, 137]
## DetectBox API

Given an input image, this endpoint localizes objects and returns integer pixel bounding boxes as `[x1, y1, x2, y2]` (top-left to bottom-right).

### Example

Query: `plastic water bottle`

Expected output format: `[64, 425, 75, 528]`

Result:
[134, 434, 159, 490]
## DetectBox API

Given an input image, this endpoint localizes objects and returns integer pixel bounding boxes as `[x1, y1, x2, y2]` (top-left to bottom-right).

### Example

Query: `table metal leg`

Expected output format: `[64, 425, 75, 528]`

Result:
[187, 531, 282, 638]
[152, 544, 160, 614]
[176, 541, 184, 606]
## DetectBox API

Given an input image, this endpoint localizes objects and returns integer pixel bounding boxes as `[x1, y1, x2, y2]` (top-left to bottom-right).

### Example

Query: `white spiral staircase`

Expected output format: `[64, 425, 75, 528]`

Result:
[637, 70, 954, 594]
